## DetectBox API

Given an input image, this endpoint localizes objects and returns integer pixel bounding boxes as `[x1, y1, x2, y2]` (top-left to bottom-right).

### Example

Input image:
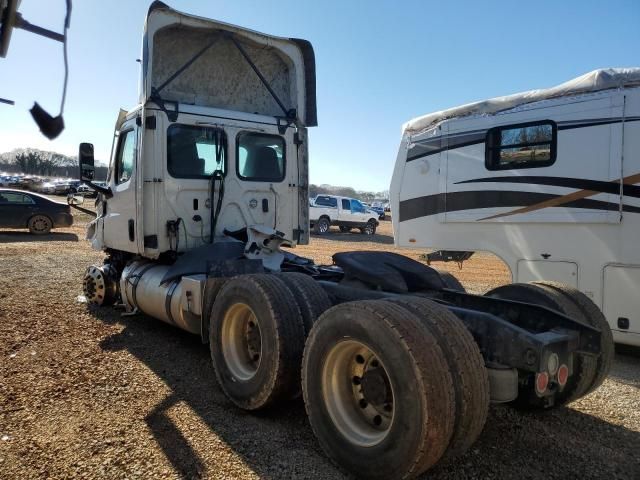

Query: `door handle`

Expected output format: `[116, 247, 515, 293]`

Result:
[128, 219, 135, 241]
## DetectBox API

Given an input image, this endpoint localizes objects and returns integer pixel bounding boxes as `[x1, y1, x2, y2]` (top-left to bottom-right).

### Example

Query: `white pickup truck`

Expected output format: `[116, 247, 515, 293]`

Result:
[309, 194, 379, 235]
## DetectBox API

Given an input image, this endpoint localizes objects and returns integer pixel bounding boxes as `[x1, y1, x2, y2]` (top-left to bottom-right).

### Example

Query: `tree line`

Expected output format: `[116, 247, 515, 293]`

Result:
[0, 149, 108, 180]
[309, 184, 389, 203]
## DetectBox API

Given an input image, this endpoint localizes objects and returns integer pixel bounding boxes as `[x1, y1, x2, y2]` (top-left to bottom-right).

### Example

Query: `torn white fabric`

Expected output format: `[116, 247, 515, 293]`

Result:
[403, 68, 640, 135]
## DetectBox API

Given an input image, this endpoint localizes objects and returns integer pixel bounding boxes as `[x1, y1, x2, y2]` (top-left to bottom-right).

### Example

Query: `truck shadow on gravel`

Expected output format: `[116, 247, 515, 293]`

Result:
[92, 307, 640, 479]
[0, 231, 79, 243]
[311, 231, 394, 245]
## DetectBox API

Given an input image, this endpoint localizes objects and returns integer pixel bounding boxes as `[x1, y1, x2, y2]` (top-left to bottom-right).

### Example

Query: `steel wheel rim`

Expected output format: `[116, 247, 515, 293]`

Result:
[365, 223, 374, 234]
[83, 266, 106, 304]
[319, 220, 328, 233]
[321, 340, 394, 447]
[31, 216, 51, 232]
[221, 303, 262, 381]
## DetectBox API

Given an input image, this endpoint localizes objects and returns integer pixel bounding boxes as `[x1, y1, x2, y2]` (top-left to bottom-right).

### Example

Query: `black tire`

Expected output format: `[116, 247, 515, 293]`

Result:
[28, 214, 52, 234]
[201, 277, 229, 343]
[209, 274, 305, 410]
[485, 283, 597, 408]
[274, 272, 332, 336]
[359, 219, 377, 235]
[302, 300, 455, 479]
[438, 271, 466, 292]
[385, 297, 488, 459]
[339, 226, 351, 233]
[532, 281, 614, 395]
[314, 217, 330, 235]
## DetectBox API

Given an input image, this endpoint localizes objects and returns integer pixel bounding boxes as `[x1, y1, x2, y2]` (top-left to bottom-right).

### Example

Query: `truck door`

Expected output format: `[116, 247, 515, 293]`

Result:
[217, 125, 299, 241]
[350, 199, 370, 224]
[103, 121, 140, 253]
[339, 198, 351, 223]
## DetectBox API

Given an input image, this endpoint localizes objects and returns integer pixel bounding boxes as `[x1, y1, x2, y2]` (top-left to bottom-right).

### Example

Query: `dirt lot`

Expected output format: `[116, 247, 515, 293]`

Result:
[1, 215, 639, 479]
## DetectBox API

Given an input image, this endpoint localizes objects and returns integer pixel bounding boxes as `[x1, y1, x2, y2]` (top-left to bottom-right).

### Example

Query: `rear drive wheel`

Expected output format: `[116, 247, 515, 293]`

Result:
[314, 217, 330, 235]
[274, 272, 332, 336]
[438, 271, 466, 292]
[28, 214, 52, 234]
[209, 274, 305, 410]
[302, 300, 455, 479]
[532, 281, 614, 395]
[485, 282, 597, 408]
[385, 297, 489, 459]
[359, 220, 377, 235]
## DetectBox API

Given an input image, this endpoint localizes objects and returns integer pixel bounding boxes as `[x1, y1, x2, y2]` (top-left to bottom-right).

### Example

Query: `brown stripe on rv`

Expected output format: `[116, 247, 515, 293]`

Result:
[477, 173, 640, 221]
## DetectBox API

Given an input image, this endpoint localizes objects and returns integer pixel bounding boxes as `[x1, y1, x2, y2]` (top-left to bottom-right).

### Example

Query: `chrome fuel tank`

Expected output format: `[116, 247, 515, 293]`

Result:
[120, 260, 205, 334]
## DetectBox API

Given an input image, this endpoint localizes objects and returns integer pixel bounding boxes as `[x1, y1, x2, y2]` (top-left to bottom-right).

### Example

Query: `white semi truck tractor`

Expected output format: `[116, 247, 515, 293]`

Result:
[76, 3, 613, 478]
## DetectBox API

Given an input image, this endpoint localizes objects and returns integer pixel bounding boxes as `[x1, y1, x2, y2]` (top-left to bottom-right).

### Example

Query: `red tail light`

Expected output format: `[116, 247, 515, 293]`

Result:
[557, 364, 569, 387]
[535, 372, 549, 395]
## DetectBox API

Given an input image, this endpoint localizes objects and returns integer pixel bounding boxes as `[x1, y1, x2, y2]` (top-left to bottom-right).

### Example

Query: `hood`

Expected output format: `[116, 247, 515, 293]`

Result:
[141, 2, 317, 126]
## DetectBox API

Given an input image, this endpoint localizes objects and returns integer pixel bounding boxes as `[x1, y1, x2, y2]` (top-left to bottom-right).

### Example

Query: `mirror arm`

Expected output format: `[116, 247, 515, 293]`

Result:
[85, 181, 113, 198]
[67, 202, 98, 217]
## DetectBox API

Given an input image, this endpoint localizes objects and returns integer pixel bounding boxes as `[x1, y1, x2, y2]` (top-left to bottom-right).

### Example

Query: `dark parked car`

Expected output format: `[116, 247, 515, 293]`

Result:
[0, 189, 73, 234]
[54, 180, 81, 195]
[369, 205, 386, 220]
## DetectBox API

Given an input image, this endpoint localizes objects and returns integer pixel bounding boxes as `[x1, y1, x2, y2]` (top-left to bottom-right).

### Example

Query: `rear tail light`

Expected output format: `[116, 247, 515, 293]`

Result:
[535, 372, 549, 395]
[557, 364, 569, 387]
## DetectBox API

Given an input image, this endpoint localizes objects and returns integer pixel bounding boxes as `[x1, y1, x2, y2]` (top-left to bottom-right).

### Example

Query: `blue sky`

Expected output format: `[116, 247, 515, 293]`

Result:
[0, 0, 638, 191]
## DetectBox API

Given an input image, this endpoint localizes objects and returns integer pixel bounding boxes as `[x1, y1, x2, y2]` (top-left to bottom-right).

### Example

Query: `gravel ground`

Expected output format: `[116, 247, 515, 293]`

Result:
[0, 216, 639, 479]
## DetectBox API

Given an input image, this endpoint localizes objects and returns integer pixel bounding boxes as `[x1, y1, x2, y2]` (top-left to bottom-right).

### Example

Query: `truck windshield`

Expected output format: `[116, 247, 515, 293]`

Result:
[167, 124, 226, 179]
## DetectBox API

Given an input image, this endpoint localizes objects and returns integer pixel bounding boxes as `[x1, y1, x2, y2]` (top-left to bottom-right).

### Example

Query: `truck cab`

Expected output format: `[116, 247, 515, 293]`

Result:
[82, 1, 316, 257]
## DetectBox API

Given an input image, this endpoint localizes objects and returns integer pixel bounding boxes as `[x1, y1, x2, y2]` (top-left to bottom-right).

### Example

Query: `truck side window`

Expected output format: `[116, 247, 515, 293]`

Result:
[315, 196, 337, 207]
[237, 132, 285, 182]
[341, 199, 350, 210]
[116, 130, 136, 184]
[485, 120, 556, 171]
[167, 124, 226, 179]
[351, 200, 366, 213]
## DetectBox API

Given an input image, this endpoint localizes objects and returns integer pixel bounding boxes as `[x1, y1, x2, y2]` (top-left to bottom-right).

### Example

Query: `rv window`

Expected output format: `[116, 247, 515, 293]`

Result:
[341, 199, 351, 210]
[237, 132, 285, 182]
[116, 130, 136, 185]
[167, 125, 226, 179]
[485, 121, 556, 170]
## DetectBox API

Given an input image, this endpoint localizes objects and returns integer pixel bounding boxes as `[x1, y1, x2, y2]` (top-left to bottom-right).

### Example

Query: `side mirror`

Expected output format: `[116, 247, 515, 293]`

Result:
[67, 194, 84, 206]
[79, 143, 95, 181]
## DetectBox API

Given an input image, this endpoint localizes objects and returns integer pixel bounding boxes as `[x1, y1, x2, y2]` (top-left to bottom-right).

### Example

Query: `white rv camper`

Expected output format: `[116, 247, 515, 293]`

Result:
[391, 68, 640, 347]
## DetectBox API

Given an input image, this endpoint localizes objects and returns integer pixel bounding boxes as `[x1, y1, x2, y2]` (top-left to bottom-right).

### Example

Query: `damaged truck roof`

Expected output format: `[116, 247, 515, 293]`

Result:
[141, 1, 317, 126]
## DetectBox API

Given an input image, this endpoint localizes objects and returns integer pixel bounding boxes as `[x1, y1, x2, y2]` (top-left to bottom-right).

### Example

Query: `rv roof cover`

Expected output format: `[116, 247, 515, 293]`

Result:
[403, 68, 640, 135]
